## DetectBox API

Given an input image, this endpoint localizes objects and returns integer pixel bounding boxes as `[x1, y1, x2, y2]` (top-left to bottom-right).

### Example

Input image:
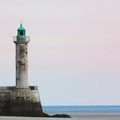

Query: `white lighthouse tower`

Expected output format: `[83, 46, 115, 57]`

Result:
[0, 24, 43, 116]
[14, 24, 30, 88]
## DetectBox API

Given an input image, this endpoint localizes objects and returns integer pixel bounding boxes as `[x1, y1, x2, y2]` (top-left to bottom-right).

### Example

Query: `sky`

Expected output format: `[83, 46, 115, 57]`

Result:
[0, 0, 120, 106]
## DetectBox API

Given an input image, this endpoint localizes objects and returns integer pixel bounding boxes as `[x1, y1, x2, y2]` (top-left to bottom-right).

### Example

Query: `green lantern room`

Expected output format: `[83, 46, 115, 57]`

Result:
[17, 24, 26, 36]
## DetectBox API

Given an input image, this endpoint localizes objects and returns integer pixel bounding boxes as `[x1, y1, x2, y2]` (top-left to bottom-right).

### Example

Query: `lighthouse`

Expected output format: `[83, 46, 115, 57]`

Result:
[0, 24, 43, 116]
[11, 24, 43, 113]
[14, 24, 29, 88]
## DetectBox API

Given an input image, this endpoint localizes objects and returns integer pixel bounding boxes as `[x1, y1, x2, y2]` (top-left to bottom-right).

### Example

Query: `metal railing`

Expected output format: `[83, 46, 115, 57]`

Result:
[13, 36, 30, 42]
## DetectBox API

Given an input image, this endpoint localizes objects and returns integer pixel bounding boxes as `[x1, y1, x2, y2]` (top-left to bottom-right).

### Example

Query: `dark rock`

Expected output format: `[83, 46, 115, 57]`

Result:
[51, 114, 71, 118]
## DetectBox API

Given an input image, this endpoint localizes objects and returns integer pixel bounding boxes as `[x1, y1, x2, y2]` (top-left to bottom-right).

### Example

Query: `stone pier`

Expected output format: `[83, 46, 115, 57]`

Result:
[0, 86, 43, 116]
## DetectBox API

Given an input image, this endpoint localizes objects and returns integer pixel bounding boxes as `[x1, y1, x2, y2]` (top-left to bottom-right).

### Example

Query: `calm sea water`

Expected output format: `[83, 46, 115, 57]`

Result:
[43, 105, 120, 112]
[43, 106, 120, 118]
[1, 106, 120, 119]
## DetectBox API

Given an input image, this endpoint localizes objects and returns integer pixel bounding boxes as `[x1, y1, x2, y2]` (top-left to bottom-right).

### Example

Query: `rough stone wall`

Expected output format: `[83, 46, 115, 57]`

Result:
[0, 86, 43, 115]
[0, 90, 11, 113]
[11, 88, 42, 112]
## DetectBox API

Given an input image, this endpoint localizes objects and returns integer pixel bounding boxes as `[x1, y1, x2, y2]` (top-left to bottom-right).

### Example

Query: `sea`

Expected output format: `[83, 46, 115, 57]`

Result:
[1, 106, 120, 120]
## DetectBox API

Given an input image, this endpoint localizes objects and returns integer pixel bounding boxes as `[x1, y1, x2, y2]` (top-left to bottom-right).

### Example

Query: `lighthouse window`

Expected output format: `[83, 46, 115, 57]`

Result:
[20, 30, 23, 35]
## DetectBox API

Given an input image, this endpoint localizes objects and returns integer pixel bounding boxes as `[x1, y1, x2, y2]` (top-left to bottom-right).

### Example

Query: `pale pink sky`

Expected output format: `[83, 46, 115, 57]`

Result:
[0, 0, 120, 105]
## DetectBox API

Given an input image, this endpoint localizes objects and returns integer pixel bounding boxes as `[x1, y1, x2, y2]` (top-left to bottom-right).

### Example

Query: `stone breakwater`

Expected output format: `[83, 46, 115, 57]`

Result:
[0, 86, 43, 116]
[0, 86, 71, 117]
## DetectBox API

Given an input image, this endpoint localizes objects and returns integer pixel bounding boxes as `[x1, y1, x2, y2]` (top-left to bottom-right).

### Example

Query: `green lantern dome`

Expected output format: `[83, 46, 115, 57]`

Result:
[17, 24, 26, 36]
